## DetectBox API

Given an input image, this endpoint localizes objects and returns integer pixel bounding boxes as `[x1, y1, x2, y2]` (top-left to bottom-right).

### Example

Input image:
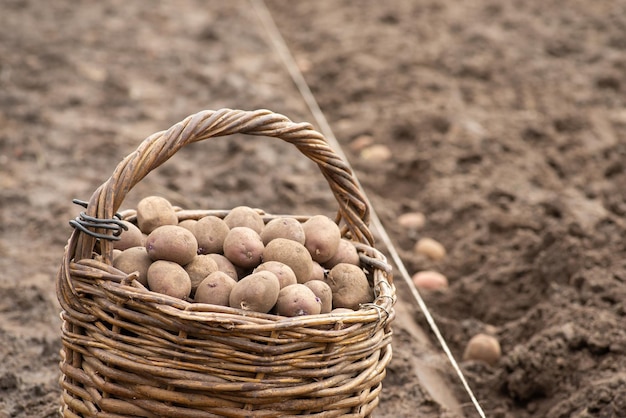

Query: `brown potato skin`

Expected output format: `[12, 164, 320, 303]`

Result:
[302, 215, 342, 263]
[147, 260, 192, 300]
[228, 271, 280, 313]
[263, 238, 313, 284]
[194, 271, 237, 306]
[275, 284, 322, 317]
[322, 239, 360, 269]
[223, 227, 264, 269]
[177, 219, 197, 233]
[260, 217, 306, 245]
[184, 254, 219, 295]
[114, 220, 145, 251]
[223, 206, 265, 234]
[145, 225, 198, 266]
[194, 216, 230, 255]
[303, 280, 333, 313]
[136, 196, 178, 234]
[112, 246, 152, 286]
[463, 333, 501, 366]
[206, 253, 239, 281]
[306, 262, 326, 283]
[325, 263, 373, 310]
[253, 261, 297, 289]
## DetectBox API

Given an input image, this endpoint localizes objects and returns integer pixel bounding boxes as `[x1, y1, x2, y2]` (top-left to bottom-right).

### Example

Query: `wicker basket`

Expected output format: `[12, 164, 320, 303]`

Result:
[57, 108, 396, 417]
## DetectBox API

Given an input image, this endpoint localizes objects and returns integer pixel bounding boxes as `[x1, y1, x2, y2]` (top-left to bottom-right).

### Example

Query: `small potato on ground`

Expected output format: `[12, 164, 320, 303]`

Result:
[463, 333, 501, 366]
[414, 237, 446, 261]
[397, 212, 426, 230]
[412, 270, 448, 291]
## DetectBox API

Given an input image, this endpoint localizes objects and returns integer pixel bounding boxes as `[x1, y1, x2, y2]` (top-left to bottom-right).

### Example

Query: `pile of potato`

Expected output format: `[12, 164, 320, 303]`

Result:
[111, 196, 374, 317]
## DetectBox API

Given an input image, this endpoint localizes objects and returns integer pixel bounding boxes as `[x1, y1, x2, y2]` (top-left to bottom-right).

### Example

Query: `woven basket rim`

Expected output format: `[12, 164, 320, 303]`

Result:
[67, 261, 395, 326]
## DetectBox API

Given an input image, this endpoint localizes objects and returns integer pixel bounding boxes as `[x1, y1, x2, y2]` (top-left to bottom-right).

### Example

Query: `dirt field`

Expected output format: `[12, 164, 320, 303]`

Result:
[1, 1, 625, 417]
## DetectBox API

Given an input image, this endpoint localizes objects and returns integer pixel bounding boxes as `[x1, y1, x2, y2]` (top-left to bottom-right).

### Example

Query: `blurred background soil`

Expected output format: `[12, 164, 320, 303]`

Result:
[1, 1, 625, 417]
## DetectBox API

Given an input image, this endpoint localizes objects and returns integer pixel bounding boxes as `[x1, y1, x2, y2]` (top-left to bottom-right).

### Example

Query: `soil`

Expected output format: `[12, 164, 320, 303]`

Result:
[1, 1, 625, 417]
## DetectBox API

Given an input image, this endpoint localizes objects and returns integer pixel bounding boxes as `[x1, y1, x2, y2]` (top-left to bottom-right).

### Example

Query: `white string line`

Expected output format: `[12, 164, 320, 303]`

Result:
[250, 1, 486, 417]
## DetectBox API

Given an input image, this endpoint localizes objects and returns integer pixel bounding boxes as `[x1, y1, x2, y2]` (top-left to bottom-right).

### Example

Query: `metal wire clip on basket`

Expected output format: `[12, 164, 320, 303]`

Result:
[57, 108, 396, 417]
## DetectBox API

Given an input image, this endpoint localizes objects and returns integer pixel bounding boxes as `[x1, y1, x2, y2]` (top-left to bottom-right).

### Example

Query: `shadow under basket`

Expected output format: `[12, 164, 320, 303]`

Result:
[57, 108, 396, 417]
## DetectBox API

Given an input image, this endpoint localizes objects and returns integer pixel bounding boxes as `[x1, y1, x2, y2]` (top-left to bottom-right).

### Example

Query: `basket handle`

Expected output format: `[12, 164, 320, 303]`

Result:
[74, 108, 373, 262]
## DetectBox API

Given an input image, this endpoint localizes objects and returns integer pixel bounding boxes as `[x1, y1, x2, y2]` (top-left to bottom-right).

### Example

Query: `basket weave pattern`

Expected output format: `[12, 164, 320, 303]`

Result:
[57, 109, 396, 417]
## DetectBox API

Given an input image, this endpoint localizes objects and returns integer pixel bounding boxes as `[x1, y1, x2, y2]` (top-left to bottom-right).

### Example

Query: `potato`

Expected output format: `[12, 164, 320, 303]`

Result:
[177, 219, 197, 233]
[145, 225, 198, 265]
[194, 216, 230, 255]
[302, 215, 341, 263]
[223, 227, 264, 269]
[263, 238, 313, 284]
[136, 195, 178, 234]
[397, 212, 426, 230]
[260, 217, 306, 245]
[325, 263, 373, 310]
[275, 284, 321, 317]
[414, 237, 446, 261]
[184, 254, 219, 295]
[206, 253, 239, 281]
[253, 261, 297, 289]
[223, 206, 265, 234]
[322, 238, 360, 269]
[112, 246, 152, 286]
[307, 261, 326, 282]
[147, 260, 192, 300]
[412, 270, 448, 290]
[463, 333, 501, 366]
[114, 220, 145, 251]
[360, 144, 392, 162]
[304, 280, 332, 313]
[229, 271, 280, 313]
[194, 271, 237, 306]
